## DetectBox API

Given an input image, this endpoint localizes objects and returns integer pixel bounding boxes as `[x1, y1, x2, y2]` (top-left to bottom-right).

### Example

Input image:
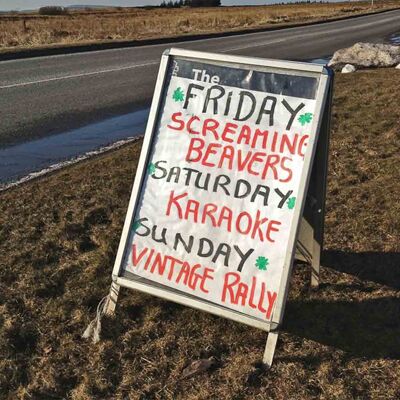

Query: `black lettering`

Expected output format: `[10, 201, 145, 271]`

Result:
[251, 185, 270, 206]
[166, 166, 181, 183]
[184, 83, 204, 109]
[195, 172, 210, 190]
[234, 91, 256, 121]
[234, 246, 254, 272]
[212, 243, 231, 266]
[151, 225, 167, 245]
[234, 179, 251, 199]
[212, 174, 231, 195]
[174, 233, 194, 253]
[152, 160, 167, 179]
[197, 238, 214, 258]
[134, 218, 151, 237]
[256, 96, 277, 125]
[275, 188, 293, 208]
[203, 85, 225, 114]
[183, 167, 199, 186]
[282, 99, 305, 130]
[224, 91, 233, 116]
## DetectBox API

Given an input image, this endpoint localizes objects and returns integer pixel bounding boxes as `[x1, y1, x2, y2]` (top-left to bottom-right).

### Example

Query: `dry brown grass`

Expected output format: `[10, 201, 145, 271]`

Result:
[0, 68, 400, 399]
[0, 1, 399, 50]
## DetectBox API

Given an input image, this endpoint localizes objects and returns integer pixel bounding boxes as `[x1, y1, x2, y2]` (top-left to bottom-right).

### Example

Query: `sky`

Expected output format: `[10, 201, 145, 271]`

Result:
[0, 0, 344, 11]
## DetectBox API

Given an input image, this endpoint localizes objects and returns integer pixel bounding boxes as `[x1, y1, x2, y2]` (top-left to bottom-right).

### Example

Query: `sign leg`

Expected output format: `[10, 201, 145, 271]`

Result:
[263, 331, 279, 368]
[310, 81, 333, 288]
[311, 237, 321, 288]
[104, 281, 121, 315]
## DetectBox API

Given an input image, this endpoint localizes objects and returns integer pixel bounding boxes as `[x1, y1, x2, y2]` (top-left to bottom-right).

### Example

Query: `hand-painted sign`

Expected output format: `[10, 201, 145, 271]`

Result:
[110, 49, 331, 350]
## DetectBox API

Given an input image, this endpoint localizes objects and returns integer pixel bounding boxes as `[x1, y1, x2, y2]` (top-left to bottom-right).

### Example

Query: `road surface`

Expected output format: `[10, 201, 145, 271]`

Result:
[0, 9, 399, 147]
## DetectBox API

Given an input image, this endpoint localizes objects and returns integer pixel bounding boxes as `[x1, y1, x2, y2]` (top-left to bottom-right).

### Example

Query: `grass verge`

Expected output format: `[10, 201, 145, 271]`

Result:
[0, 2, 399, 52]
[0, 69, 399, 399]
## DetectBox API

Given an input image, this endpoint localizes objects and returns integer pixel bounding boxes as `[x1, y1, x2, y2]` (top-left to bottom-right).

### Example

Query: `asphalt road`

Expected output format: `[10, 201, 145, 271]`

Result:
[1, 9, 399, 147]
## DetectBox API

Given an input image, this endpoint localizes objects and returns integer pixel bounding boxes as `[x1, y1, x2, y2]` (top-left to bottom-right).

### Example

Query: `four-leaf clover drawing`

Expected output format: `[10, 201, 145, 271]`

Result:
[172, 87, 185, 102]
[255, 256, 269, 271]
[132, 220, 141, 232]
[147, 163, 156, 175]
[298, 112, 313, 126]
[287, 197, 296, 210]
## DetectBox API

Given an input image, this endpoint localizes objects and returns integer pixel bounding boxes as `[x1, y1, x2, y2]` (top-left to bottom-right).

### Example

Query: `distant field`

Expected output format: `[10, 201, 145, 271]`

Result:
[0, 1, 399, 50]
[0, 68, 399, 399]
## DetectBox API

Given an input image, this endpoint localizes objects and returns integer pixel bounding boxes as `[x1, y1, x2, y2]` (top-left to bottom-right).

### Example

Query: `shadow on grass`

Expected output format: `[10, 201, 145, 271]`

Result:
[322, 250, 400, 290]
[283, 251, 400, 359]
[284, 296, 400, 359]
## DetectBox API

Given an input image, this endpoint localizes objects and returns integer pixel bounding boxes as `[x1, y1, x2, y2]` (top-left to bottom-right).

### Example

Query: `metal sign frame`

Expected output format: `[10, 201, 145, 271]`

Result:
[296, 78, 333, 288]
[106, 48, 332, 366]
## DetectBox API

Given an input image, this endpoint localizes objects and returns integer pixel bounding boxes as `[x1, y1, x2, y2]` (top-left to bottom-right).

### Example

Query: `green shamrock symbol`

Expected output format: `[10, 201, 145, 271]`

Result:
[298, 112, 313, 126]
[147, 163, 156, 175]
[287, 197, 296, 210]
[172, 87, 185, 102]
[132, 220, 141, 232]
[255, 256, 269, 271]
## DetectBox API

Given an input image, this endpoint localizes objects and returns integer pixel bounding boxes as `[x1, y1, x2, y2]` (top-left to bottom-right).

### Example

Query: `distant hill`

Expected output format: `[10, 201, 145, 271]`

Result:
[66, 5, 116, 9]
[1, 5, 153, 13]
[66, 4, 157, 10]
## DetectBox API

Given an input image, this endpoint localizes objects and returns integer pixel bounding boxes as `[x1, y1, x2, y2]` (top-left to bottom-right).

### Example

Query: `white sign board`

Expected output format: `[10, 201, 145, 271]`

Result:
[112, 48, 331, 332]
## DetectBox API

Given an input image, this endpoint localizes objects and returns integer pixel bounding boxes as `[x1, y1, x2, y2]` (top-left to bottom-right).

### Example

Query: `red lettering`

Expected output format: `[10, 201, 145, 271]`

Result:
[202, 118, 220, 140]
[251, 129, 269, 149]
[200, 268, 214, 293]
[236, 212, 252, 235]
[185, 199, 199, 222]
[188, 264, 202, 290]
[221, 122, 238, 142]
[176, 262, 191, 286]
[251, 211, 268, 241]
[168, 256, 181, 280]
[237, 149, 253, 171]
[266, 291, 277, 319]
[279, 133, 298, 155]
[298, 135, 308, 157]
[270, 131, 279, 152]
[186, 138, 204, 162]
[248, 152, 266, 175]
[201, 203, 218, 226]
[261, 154, 280, 180]
[217, 206, 232, 232]
[237, 124, 251, 146]
[150, 253, 167, 275]
[143, 249, 154, 271]
[166, 191, 187, 219]
[131, 245, 148, 267]
[218, 145, 234, 170]
[258, 282, 267, 313]
[221, 272, 240, 304]
[167, 112, 184, 131]
[249, 277, 257, 309]
[279, 156, 293, 183]
[202, 143, 222, 167]
[266, 220, 281, 243]
[187, 115, 200, 135]
[235, 282, 249, 306]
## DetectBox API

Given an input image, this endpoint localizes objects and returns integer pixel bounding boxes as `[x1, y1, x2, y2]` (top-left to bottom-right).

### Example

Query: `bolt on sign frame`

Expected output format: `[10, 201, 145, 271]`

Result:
[106, 48, 333, 367]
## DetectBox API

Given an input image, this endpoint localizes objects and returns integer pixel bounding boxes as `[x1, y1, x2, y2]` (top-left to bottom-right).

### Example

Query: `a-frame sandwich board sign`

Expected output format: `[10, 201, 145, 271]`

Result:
[105, 48, 333, 367]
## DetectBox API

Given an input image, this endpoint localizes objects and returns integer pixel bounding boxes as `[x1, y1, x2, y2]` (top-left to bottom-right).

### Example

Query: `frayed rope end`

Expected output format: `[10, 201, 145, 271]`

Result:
[82, 295, 110, 343]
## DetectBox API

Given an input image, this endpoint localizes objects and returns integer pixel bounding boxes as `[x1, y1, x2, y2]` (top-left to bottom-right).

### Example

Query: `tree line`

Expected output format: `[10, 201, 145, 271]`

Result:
[160, 0, 221, 8]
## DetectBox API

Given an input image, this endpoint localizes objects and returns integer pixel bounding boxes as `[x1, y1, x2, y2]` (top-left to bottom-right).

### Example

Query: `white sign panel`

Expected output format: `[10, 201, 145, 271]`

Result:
[113, 49, 330, 330]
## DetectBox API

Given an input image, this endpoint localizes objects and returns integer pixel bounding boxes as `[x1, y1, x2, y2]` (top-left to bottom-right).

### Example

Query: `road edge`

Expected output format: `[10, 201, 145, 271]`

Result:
[0, 7, 399, 61]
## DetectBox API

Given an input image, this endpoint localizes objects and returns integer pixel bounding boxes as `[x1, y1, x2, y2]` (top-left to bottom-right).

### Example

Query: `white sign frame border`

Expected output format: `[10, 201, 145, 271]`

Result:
[110, 47, 331, 333]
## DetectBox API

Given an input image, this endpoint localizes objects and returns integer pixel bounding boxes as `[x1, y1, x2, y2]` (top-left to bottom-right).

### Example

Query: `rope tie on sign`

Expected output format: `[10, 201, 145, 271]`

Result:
[82, 294, 110, 343]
